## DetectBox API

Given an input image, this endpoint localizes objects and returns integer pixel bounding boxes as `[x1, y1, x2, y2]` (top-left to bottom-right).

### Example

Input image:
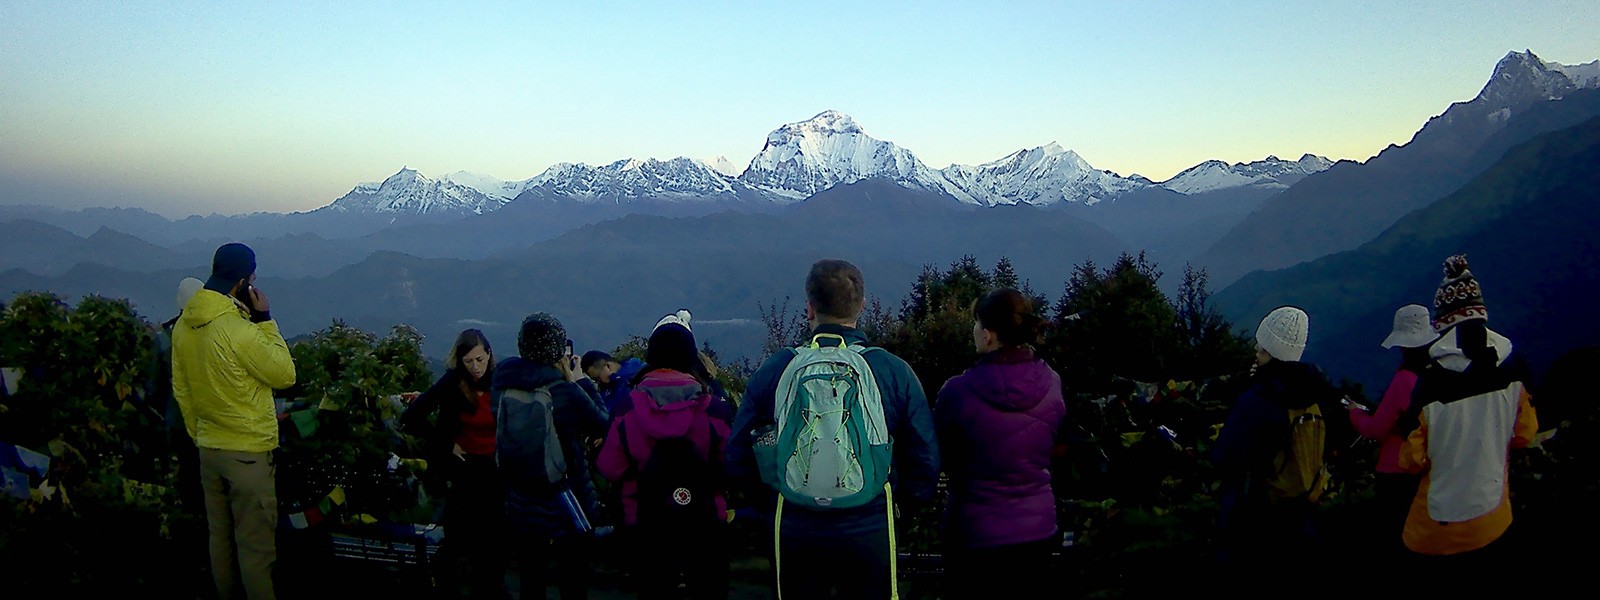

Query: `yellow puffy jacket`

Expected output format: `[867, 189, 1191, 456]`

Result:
[172, 289, 296, 453]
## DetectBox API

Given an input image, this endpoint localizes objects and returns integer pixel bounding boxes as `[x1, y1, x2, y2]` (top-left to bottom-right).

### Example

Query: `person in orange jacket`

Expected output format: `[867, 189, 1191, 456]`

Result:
[1398, 255, 1537, 589]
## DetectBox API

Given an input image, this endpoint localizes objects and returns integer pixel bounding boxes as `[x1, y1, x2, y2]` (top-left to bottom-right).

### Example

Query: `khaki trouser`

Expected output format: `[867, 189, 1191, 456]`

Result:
[200, 448, 277, 600]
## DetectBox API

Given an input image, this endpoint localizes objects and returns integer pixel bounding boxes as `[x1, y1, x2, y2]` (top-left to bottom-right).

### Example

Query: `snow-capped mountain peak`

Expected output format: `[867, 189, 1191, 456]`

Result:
[701, 156, 742, 178]
[327, 167, 512, 215]
[939, 143, 1145, 206]
[1159, 154, 1334, 195]
[738, 110, 950, 199]
[522, 156, 741, 202]
[773, 109, 865, 140]
[1475, 50, 1585, 110]
[442, 171, 533, 201]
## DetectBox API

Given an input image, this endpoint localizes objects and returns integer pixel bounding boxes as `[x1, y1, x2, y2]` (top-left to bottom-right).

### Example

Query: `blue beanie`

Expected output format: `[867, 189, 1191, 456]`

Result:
[204, 243, 257, 293]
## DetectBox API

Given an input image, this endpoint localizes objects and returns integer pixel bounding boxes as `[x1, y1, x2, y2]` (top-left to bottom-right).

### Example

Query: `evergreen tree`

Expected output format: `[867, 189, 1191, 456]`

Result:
[992, 257, 1020, 290]
[1171, 263, 1254, 381]
[1044, 252, 1176, 395]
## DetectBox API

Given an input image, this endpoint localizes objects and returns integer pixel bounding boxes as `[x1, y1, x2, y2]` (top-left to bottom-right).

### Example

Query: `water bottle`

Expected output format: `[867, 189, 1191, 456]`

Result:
[556, 482, 593, 534]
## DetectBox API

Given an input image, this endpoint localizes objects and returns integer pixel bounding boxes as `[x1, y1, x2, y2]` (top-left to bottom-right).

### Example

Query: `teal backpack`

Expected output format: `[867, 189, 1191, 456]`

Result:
[755, 334, 892, 509]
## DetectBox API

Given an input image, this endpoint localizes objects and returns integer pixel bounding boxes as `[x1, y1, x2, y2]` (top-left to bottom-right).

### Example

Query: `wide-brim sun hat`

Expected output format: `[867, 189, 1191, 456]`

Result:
[1381, 304, 1437, 349]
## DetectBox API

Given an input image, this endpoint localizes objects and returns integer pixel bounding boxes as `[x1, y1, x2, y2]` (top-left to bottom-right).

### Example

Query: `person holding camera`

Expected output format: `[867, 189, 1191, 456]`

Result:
[491, 313, 609, 599]
[171, 242, 297, 600]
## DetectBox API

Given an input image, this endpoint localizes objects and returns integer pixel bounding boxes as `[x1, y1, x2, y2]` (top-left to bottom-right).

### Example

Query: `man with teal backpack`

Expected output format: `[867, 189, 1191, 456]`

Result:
[727, 259, 940, 600]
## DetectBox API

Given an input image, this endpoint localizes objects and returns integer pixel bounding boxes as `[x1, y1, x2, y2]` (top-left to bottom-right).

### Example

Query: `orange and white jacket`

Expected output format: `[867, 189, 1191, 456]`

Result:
[1398, 325, 1537, 555]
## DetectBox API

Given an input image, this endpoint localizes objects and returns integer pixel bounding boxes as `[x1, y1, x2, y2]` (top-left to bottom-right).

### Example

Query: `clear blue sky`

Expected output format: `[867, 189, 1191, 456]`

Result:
[2, 1, 1596, 217]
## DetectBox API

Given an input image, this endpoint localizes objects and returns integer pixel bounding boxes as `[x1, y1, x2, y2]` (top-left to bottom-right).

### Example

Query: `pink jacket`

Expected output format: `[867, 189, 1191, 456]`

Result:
[596, 369, 731, 525]
[1349, 368, 1417, 474]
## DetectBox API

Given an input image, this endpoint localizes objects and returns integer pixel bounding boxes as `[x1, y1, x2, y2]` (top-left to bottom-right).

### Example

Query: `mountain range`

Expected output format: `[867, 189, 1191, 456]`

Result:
[1198, 50, 1600, 287]
[321, 109, 1332, 216]
[1215, 112, 1600, 394]
[2, 49, 1597, 394]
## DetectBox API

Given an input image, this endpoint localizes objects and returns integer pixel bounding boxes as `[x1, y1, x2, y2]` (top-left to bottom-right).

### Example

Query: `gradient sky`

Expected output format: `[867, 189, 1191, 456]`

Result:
[2, 1, 1597, 217]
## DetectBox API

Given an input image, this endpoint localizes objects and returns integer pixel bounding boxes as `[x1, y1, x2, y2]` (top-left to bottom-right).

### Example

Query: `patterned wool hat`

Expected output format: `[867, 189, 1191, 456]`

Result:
[1432, 254, 1486, 332]
[1255, 306, 1308, 362]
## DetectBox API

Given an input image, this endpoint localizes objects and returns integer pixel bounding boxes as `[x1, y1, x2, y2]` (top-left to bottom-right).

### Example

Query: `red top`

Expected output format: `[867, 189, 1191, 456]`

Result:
[455, 391, 496, 456]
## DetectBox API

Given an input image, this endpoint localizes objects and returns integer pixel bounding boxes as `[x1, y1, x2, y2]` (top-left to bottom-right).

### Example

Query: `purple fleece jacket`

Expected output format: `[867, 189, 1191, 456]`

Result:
[935, 347, 1066, 548]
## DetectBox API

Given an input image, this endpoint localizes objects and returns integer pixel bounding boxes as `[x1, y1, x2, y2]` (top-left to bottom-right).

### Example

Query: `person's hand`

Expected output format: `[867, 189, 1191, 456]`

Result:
[248, 286, 271, 314]
[558, 355, 584, 382]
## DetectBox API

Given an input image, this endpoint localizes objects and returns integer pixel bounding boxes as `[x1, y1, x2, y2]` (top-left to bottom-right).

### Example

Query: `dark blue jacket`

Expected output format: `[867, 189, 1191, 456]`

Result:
[491, 357, 610, 538]
[1209, 359, 1337, 528]
[600, 358, 645, 415]
[726, 324, 940, 537]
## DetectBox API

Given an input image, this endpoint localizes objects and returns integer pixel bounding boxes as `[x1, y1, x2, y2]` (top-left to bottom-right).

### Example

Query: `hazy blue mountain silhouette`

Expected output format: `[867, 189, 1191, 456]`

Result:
[1213, 115, 1600, 395]
[1, 180, 1130, 364]
[1200, 85, 1600, 288]
[1063, 185, 1281, 273]
[0, 219, 189, 276]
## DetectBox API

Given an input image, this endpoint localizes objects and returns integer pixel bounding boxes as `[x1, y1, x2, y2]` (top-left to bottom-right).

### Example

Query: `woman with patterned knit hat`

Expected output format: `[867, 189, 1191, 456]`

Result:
[1397, 255, 1538, 588]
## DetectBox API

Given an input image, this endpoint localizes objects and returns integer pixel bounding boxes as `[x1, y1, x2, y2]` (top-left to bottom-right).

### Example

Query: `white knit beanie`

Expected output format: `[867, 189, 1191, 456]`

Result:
[176, 277, 204, 313]
[1256, 306, 1308, 362]
[654, 309, 692, 333]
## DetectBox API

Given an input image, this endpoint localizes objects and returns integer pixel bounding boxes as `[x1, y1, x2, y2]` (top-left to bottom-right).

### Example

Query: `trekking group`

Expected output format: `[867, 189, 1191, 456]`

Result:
[167, 241, 1537, 599]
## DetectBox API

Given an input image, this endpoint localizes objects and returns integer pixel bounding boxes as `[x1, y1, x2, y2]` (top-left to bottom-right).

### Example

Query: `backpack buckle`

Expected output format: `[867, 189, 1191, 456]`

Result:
[808, 333, 848, 349]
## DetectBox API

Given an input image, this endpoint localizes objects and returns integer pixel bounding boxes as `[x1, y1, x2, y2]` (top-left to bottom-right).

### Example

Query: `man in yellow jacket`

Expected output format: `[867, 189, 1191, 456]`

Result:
[173, 243, 296, 600]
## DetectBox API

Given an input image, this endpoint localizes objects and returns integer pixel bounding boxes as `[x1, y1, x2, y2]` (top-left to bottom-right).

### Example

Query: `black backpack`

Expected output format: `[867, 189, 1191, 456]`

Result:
[632, 426, 723, 529]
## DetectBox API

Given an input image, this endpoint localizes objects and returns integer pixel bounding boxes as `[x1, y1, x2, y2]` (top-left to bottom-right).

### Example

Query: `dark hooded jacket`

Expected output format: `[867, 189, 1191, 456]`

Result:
[935, 347, 1066, 548]
[490, 356, 609, 537]
[1209, 359, 1339, 525]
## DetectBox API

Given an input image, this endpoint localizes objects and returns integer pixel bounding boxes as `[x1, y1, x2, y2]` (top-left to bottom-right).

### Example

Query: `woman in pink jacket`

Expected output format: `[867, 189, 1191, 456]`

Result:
[597, 312, 732, 600]
[1348, 304, 1435, 551]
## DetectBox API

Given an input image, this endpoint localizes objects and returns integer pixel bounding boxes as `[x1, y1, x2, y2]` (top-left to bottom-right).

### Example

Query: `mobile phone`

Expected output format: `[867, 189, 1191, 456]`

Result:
[564, 338, 574, 357]
[1342, 397, 1371, 411]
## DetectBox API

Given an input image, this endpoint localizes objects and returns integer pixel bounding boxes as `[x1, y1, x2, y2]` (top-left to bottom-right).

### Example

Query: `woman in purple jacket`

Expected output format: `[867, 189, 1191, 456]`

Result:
[935, 288, 1066, 598]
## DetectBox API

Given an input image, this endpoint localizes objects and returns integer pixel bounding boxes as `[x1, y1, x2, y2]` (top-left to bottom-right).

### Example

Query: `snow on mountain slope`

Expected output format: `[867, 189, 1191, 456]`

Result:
[1159, 154, 1333, 195]
[326, 168, 510, 215]
[738, 110, 959, 200]
[941, 142, 1148, 206]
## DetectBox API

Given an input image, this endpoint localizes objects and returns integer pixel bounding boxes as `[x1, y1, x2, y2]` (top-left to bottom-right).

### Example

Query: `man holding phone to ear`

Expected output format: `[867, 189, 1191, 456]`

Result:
[172, 242, 296, 600]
